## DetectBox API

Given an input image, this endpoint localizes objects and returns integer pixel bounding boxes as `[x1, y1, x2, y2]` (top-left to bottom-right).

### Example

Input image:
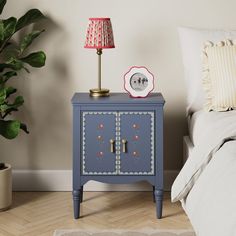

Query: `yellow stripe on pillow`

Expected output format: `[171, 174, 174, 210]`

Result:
[203, 40, 236, 111]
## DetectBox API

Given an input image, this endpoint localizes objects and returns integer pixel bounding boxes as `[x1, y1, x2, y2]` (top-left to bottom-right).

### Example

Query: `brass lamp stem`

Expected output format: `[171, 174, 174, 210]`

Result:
[97, 48, 102, 90]
[89, 48, 109, 97]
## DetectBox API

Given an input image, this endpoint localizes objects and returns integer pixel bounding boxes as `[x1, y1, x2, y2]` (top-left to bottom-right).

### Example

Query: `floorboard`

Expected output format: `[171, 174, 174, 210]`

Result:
[0, 192, 193, 236]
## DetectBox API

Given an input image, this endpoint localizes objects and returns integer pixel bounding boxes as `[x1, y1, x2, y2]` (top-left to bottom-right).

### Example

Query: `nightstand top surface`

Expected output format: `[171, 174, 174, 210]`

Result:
[71, 93, 165, 105]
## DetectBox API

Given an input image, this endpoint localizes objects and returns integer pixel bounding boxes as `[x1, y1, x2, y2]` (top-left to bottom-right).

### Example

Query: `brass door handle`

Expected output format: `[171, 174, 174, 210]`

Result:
[122, 139, 127, 153]
[110, 139, 115, 153]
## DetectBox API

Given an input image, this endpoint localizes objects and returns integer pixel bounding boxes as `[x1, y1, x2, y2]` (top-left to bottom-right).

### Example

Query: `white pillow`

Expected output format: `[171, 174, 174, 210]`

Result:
[203, 40, 236, 111]
[178, 27, 236, 114]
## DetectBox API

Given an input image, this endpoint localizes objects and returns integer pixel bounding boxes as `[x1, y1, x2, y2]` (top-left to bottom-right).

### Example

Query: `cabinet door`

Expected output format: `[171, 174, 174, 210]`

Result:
[82, 112, 117, 175]
[119, 112, 154, 175]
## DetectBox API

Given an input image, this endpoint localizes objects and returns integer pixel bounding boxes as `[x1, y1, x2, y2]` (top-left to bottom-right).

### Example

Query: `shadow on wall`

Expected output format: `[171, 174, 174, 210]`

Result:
[11, 15, 72, 170]
[164, 112, 188, 170]
[129, 24, 188, 171]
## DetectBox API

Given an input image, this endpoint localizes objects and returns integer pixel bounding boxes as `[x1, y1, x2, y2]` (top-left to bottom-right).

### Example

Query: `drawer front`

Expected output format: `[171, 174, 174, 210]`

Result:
[82, 112, 117, 175]
[119, 112, 155, 175]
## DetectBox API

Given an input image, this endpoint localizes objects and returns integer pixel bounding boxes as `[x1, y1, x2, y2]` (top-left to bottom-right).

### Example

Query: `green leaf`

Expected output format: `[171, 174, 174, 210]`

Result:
[0, 87, 6, 104]
[15, 9, 45, 32]
[0, 17, 17, 46]
[3, 17, 17, 39]
[6, 86, 16, 98]
[0, 119, 21, 139]
[3, 71, 17, 82]
[20, 123, 29, 134]
[0, 0, 6, 15]
[0, 20, 4, 41]
[5, 57, 24, 71]
[14, 95, 24, 106]
[3, 71, 17, 78]
[20, 30, 45, 53]
[21, 51, 46, 68]
[1, 107, 18, 118]
[0, 17, 17, 47]
[0, 95, 24, 112]
[0, 63, 16, 72]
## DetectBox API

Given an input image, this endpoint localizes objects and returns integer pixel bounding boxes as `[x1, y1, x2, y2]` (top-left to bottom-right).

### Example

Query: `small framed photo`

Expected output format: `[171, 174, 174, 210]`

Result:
[124, 66, 154, 98]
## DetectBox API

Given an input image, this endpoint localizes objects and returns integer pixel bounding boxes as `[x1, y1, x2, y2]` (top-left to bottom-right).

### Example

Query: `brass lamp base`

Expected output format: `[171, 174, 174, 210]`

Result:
[89, 88, 110, 97]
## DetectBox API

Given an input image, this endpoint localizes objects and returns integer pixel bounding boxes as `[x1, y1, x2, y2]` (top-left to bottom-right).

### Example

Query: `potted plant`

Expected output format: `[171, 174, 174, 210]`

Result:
[0, 0, 46, 210]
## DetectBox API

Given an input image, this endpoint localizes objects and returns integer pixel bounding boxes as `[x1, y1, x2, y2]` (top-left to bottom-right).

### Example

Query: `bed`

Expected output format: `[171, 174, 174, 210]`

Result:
[177, 110, 236, 236]
[171, 27, 236, 236]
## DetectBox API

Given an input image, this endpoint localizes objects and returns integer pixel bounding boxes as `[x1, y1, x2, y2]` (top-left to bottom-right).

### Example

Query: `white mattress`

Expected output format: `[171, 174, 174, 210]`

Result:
[188, 109, 236, 146]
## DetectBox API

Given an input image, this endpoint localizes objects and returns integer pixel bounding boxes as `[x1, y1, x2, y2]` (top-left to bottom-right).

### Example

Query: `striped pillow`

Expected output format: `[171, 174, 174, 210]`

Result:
[203, 40, 236, 111]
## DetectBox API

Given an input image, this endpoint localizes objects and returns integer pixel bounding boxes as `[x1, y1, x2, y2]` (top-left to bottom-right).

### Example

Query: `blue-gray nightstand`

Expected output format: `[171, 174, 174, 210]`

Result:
[71, 93, 165, 219]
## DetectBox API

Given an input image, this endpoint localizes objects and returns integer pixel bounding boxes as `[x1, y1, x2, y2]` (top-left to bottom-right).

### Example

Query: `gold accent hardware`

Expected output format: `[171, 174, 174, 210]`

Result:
[89, 49, 110, 97]
[90, 88, 110, 97]
[122, 139, 127, 153]
[110, 139, 115, 153]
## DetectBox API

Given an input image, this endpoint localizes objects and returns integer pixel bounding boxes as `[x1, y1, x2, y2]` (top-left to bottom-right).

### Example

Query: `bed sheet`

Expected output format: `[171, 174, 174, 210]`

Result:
[182, 140, 236, 236]
[172, 109, 236, 236]
[189, 109, 236, 146]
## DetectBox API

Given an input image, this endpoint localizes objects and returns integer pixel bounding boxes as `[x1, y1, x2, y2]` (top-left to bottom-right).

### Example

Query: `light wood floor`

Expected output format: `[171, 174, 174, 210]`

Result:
[0, 192, 193, 236]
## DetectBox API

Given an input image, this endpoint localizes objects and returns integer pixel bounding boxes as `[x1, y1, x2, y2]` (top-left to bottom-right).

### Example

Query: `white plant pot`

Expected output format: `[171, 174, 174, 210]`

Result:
[0, 164, 12, 211]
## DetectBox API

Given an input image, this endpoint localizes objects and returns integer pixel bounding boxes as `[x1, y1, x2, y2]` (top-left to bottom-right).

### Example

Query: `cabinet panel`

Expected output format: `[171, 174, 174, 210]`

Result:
[82, 112, 116, 175]
[72, 93, 165, 219]
[119, 112, 154, 175]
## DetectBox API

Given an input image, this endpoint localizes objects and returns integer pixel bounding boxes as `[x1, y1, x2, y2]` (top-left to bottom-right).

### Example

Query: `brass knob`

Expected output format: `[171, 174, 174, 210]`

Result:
[122, 139, 127, 153]
[110, 139, 115, 153]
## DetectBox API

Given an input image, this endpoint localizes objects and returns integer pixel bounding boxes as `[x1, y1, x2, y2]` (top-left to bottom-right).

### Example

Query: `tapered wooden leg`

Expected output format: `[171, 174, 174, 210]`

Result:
[155, 189, 163, 219]
[73, 190, 80, 219]
[152, 186, 156, 203]
[80, 186, 84, 203]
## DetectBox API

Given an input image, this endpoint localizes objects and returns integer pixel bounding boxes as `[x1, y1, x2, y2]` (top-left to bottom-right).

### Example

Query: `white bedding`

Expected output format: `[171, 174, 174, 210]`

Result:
[189, 109, 236, 146]
[183, 140, 236, 236]
[172, 110, 236, 236]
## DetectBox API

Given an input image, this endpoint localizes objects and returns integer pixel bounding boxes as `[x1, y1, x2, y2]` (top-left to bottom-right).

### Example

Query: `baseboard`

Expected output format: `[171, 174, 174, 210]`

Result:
[12, 170, 179, 192]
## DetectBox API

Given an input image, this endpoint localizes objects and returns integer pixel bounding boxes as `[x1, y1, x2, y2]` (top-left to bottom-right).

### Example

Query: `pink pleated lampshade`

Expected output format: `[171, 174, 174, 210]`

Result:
[84, 18, 115, 49]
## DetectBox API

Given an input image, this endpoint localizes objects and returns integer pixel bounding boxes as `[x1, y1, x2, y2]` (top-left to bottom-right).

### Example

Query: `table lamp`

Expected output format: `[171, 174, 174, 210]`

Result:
[84, 18, 115, 97]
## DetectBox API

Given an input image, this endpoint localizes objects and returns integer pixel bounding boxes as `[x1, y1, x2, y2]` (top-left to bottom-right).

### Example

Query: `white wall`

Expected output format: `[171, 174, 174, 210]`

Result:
[1, 0, 236, 173]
